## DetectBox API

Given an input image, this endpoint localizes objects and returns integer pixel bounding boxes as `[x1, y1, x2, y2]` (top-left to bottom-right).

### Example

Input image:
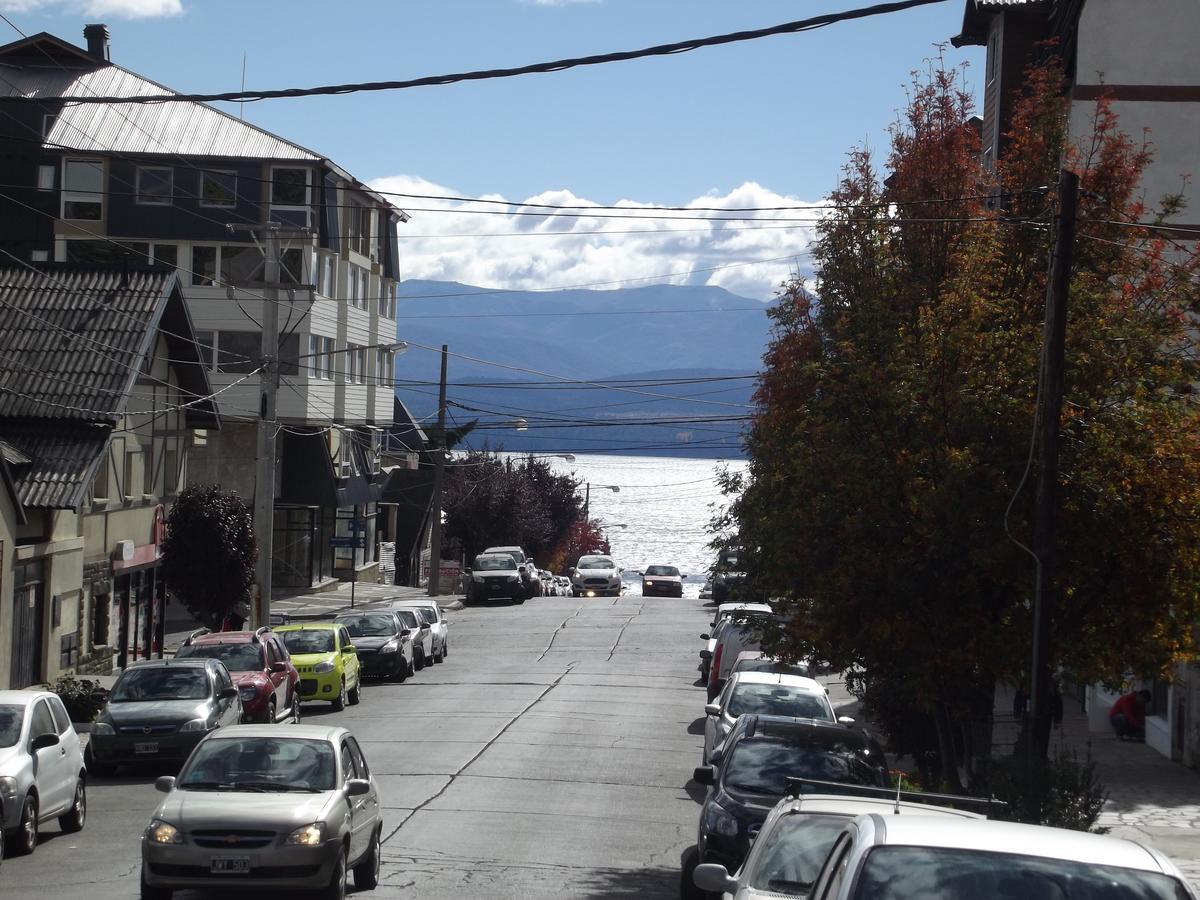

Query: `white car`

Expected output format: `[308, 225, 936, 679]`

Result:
[704, 604, 777, 700]
[391, 601, 449, 664]
[693, 784, 985, 899]
[804, 814, 1197, 900]
[703, 671, 837, 763]
[571, 554, 622, 597]
[699, 603, 773, 682]
[0, 689, 88, 856]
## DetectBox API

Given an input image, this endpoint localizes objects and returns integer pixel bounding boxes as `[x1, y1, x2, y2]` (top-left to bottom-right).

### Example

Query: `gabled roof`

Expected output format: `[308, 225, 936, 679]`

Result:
[952, 0, 1049, 47]
[387, 397, 429, 454]
[0, 422, 109, 509]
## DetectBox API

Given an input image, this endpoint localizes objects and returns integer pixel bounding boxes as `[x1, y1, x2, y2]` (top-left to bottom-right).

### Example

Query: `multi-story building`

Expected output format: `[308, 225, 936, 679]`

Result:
[0, 24, 405, 593]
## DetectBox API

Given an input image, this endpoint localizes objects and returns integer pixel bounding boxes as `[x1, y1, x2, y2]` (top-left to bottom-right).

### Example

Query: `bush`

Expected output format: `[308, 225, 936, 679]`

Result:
[51, 674, 108, 723]
[987, 745, 1109, 832]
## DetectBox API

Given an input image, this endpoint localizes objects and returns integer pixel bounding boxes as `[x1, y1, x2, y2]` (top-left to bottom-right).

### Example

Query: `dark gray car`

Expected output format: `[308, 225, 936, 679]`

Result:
[85, 658, 242, 775]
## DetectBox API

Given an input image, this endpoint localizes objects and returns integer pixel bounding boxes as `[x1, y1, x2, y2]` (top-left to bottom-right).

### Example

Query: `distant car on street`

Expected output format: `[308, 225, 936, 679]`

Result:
[700, 580, 714, 601]
[571, 554, 622, 597]
[484, 545, 540, 597]
[333, 611, 415, 682]
[699, 602, 773, 690]
[140, 724, 384, 900]
[707, 609, 782, 701]
[711, 548, 747, 603]
[391, 600, 449, 664]
[703, 671, 837, 763]
[642, 564, 684, 597]
[540, 569, 556, 596]
[555, 575, 572, 595]
[175, 627, 301, 725]
[467, 553, 529, 604]
[731, 651, 814, 680]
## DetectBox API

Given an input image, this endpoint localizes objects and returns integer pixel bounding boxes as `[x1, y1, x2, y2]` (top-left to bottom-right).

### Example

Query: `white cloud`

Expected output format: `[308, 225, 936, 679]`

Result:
[370, 175, 820, 301]
[0, 0, 182, 18]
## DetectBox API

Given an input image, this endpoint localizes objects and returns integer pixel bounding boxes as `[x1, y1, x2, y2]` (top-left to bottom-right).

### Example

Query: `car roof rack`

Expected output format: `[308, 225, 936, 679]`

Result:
[784, 777, 1007, 814]
[183, 627, 210, 646]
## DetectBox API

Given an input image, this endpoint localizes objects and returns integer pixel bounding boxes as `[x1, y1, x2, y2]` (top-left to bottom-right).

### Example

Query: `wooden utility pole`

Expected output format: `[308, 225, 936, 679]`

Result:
[427, 344, 449, 597]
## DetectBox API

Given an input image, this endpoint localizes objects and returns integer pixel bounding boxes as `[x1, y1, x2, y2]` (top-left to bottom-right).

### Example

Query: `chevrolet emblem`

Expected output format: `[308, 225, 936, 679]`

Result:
[143, 726, 153, 734]
[225, 834, 239, 844]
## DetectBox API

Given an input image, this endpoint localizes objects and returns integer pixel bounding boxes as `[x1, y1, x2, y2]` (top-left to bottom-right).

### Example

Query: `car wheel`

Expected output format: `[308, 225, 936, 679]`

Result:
[59, 778, 87, 833]
[140, 865, 173, 900]
[353, 827, 381, 890]
[332, 678, 347, 711]
[415, 649, 426, 670]
[390, 657, 406, 683]
[434, 642, 444, 663]
[441, 641, 448, 660]
[317, 846, 348, 900]
[292, 695, 302, 724]
[266, 699, 277, 725]
[407, 656, 416, 678]
[14, 794, 37, 855]
[347, 678, 361, 706]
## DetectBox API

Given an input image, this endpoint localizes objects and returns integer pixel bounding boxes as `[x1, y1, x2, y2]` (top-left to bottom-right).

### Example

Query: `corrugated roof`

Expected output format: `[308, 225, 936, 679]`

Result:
[0, 421, 109, 509]
[0, 62, 321, 161]
[953, 0, 1050, 46]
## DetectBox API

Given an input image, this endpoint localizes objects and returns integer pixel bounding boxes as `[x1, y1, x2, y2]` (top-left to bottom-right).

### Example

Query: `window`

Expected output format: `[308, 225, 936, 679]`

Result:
[192, 246, 217, 285]
[29, 700, 55, 742]
[359, 269, 369, 309]
[376, 349, 394, 387]
[199, 169, 237, 207]
[309, 335, 334, 379]
[346, 344, 366, 384]
[321, 253, 335, 297]
[347, 201, 373, 257]
[48, 696, 72, 735]
[380, 282, 396, 319]
[123, 449, 142, 498]
[348, 267, 360, 307]
[220, 244, 262, 284]
[340, 742, 358, 782]
[62, 158, 104, 220]
[37, 165, 55, 191]
[66, 240, 148, 265]
[136, 166, 173, 205]
[280, 247, 306, 286]
[31, 250, 48, 262]
[164, 448, 179, 496]
[152, 243, 178, 268]
[91, 587, 111, 648]
[346, 736, 371, 778]
[214, 331, 300, 376]
[42, 113, 57, 138]
[270, 167, 310, 228]
[143, 443, 155, 495]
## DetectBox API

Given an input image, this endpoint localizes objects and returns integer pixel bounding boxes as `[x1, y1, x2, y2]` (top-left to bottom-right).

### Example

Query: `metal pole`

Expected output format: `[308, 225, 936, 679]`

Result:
[1027, 169, 1078, 792]
[427, 344, 449, 597]
[252, 227, 282, 630]
[584, 482, 590, 521]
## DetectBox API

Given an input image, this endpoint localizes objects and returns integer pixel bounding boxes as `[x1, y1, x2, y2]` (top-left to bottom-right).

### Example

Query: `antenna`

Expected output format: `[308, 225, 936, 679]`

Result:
[239, 53, 247, 120]
[893, 771, 902, 815]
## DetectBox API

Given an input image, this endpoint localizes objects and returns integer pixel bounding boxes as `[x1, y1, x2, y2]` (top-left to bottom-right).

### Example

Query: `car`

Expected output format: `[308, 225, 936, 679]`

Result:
[540, 570, 556, 596]
[691, 714, 888, 876]
[483, 545, 540, 597]
[392, 607, 433, 667]
[642, 564, 684, 597]
[699, 603, 773, 685]
[140, 724, 384, 900]
[175, 627, 301, 725]
[700, 580, 714, 601]
[391, 600, 450, 664]
[555, 575, 572, 595]
[333, 611, 415, 682]
[275, 623, 363, 711]
[711, 548, 747, 603]
[86, 658, 243, 776]
[691, 779, 988, 899]
[805, 814, 1197, 900]
[707, 608, 782, 701]
[0, 690, 87, 856]
[467, 552, 530, 604]
[571, 554, 622, 597]
[731, 651, 814, 679]
[703, 671, 838, 763]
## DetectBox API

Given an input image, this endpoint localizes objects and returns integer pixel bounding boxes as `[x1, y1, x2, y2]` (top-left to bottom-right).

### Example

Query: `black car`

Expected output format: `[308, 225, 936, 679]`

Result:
[333, 610, 415, 682]
[691, 714, 888, 874]
[710, 549, 746, 603]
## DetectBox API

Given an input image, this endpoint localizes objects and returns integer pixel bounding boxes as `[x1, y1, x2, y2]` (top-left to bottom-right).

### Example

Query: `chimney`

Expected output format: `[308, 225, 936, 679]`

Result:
[82, 24, 110, 62]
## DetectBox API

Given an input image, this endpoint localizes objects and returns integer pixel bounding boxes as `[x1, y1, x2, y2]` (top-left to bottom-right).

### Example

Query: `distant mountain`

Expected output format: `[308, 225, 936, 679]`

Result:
[391, 281, 770, 457]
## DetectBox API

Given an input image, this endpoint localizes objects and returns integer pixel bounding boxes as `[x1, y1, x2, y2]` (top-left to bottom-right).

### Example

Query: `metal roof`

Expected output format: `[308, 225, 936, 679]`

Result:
[0, 421, 109, 509]
[952, 0, 1050, 46]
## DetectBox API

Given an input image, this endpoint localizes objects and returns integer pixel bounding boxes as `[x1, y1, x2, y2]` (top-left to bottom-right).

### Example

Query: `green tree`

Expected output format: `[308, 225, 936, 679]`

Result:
[162, 484, 257, 629]
[727, 55, 1200, 790]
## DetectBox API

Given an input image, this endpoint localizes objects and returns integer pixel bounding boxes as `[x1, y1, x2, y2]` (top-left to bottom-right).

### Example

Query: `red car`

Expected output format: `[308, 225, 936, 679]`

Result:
[175, 627, 301, 724]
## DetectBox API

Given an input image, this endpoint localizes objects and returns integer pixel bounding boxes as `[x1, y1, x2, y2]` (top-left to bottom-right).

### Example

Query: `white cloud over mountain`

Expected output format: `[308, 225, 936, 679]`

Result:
[370, 175, 820, 301]
[0, 0, 182, 17]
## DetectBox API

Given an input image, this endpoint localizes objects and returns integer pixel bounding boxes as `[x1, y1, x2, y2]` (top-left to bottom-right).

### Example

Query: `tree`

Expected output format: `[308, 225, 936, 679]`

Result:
[727, 54, 1200, 790]
[557, 517, 612, 571]
[162, 484, 257, 629]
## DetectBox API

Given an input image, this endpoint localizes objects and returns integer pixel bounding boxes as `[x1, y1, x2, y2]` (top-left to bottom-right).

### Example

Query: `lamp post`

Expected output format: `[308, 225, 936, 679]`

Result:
[583, 483, 620, 520]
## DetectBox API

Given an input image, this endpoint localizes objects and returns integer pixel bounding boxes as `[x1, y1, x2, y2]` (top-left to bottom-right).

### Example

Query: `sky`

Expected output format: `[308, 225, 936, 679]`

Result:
[0, 0, 983, 300]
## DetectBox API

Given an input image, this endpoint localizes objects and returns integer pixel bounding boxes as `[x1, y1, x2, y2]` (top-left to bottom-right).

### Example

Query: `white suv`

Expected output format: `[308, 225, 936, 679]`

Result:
[483, 545, 539, 599]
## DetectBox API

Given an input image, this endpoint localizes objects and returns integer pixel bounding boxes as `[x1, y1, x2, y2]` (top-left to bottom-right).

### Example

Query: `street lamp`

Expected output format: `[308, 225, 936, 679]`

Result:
[584, 483, 619, 519]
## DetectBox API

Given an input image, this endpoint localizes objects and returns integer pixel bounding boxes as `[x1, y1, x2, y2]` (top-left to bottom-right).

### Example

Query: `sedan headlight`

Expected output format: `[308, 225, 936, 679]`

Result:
[0, 775, 18, 802]
[380, 639, 399, 654]
[703, 799, 740, 837]
[179, 718, 211, 733]
[313, 659, 336, 674]
[644, 580, 655, 587]
[285, 823, 324, 846]
[91, 721, 115, 736]
[147, 819, 183, 844]
[472, 574, 485, 583]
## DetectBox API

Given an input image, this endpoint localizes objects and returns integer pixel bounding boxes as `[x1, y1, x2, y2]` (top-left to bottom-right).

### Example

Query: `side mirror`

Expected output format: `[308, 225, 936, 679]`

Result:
[31, 732, 59, 751]
[699, 649, 712, 660]
[218, 686, 239, 700]
[694, 863, 738, 895]
[400, 628, 412, 636]
[704, 703, 721, 717]
[270, 661, 287, 673]
[345, 778, 371, 797]
[343, 645, 356, 653]
[838, 716, 857, 727]
[155, 775, 177, 793]
[692, 765, 715, 786]
[700, 633, 710, 641]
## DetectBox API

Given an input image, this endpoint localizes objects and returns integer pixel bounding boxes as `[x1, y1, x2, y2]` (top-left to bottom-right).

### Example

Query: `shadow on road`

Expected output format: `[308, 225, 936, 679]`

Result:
[574, 863, 681, 899]
[684, 778, 708, 805]
[686, 717, 706, 736]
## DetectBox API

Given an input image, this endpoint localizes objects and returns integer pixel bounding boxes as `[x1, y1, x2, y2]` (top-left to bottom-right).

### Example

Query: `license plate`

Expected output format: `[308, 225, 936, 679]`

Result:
[134, 741, 159, 754]
[210, 856, 251, 874]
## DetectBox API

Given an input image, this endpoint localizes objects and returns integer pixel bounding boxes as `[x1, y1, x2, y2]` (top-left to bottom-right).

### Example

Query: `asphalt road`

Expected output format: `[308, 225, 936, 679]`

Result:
[3, 589, 802, 899]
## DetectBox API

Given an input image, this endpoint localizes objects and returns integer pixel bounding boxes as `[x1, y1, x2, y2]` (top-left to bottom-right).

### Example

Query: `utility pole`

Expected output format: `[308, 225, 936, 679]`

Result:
[251, 226, 282, 631]
[584, 482, 590, 521]
[1027, 169, 1079, 799]
[427, 344, 449, 597]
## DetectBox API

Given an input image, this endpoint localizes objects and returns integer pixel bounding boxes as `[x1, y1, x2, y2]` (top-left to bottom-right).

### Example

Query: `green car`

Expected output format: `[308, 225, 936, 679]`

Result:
[275, 622, 363, 711]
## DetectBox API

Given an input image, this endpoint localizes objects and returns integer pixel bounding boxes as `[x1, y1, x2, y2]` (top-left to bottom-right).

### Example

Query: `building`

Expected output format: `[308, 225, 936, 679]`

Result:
[952, 0, 1200, 764]
[0, 264, 217, 688]
[0, 24, 406, 593]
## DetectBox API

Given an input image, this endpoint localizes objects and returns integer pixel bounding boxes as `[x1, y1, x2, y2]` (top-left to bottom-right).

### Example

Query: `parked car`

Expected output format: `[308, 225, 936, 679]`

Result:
[467, 552, 529, 604]
[703, 671, 838, 763]
[699, 580, 714, 601]
[731, 651, 814, 679]
[140, 724, 383, 900]
[555, 575, 572, 595]
[691, 780, 987, 899]
[642, 564, 684, 597]
[806, 815, 1197, 900]
[711, 548, 747, 603]
[175, 627, 301, 725]
[86, 658, 243, 776]
[540, 570, 556, 596]
[483, 545, 540, 597]
[700, 603, 773, 684]
[275, 623, 362, 711]
[691, 714, 888, 876]
[392, 600, 449, 664]
[333, 611, 415, 682]
[707, 609, 783, 701]
[570, 554, 622, 597]
[0, 690, 87, 856]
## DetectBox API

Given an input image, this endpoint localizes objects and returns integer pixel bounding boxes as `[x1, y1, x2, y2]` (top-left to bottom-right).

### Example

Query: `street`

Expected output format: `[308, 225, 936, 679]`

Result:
[4, 590, 852, 899]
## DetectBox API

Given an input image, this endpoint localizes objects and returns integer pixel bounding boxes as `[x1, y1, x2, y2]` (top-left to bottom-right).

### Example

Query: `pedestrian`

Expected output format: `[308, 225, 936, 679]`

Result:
[1109, 688, 1151, 741]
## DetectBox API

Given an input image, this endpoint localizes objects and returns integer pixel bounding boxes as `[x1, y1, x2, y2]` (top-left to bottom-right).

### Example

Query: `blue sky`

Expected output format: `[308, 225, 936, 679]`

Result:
[1, 0, 982, 299]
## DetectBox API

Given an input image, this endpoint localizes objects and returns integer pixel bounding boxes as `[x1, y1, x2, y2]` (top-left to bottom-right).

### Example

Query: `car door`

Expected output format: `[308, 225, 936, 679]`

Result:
[810, 831, 856, 900]
[28, 698, 71, 816]
[339, 740, 369, 863]
[704, 679, 735, 762]
[47, 695, 83, 782]
[346, 736, 380, 849]
[265, 638, 289, 714]
[213, 665, 240, 726]
[339, 627, 360, 687]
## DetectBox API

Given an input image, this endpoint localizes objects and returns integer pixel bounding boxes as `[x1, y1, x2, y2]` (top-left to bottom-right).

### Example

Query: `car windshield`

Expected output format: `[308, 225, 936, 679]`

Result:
[751, 813, 851, 895]
[396, 610, 420, 628]
[336, 614, 398, 637]
[175, 642, 262, 672]
[724, 739, 881, 795]
[738, 658, 814, 678]
[417, 608, 437, 625]
[178, 737, 337, 792]
[475, 555, 516, 571]
[646, 566, 679, 577]
[489, 549, 525, 564]
[281, 630, 335, 654]
[112, 667, 210, 702]
[578, 557, 614, 569]
[853, 845, 1190, 900]
[727, 684, 833, 721]
[0, 704, 24, 748]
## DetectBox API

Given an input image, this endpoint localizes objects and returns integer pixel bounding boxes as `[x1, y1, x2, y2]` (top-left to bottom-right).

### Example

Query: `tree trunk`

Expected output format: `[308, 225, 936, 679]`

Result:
[934, 703, 966, 792]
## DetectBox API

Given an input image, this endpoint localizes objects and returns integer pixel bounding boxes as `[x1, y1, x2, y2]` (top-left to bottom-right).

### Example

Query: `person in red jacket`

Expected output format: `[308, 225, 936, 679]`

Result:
[1110, 689, 1152, 740]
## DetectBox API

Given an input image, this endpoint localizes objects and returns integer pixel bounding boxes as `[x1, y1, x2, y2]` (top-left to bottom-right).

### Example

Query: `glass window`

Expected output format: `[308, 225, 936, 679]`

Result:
[42, 113, 57, 138]
[192, 246, 217, 286]
[347, 737, 371, 778]
[280, 247, 306, 285]
[348, 267, 360, 306]
[112, 666, 210, 701]
[346, 344, 362, 383]
[153, 243, 178, 268]
[359, 270, 369, 308]
[37, 165, 55, 191]
[66, 240, 148, 265]
[272, 168, 308, 206]
[340, 742, 358, 782]
[221, 244, 262, 284]
[280, 630, 335, 654]
[63, 159, 103, 220]
[723, 739, 882, 795]
[335, 614, 398, 637]
[726, 684, 833, 722]
[751, 814, 850, 896]
[200, 170, 237, 207]
[216, 331, 260, 374]
[29, 700, 56, 740]
[321, 253, 335, 297]
[178, 736, 336, 791]
[48, 696, 72, 734]
[308, 335, 323, 378]
[396, 610, 420, 629]
[0, 705, 25, 748]
[136, 167, 173, 205]
[339, 627, 353, 650]
[175, 642, 264, 672]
